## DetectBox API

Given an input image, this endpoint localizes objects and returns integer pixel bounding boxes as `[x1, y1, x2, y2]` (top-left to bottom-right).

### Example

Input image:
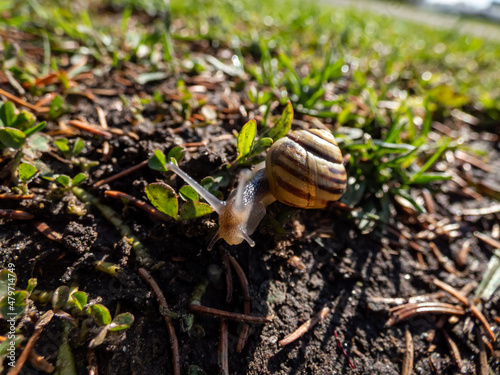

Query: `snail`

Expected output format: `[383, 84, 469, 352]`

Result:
[166, 129, 347, 249]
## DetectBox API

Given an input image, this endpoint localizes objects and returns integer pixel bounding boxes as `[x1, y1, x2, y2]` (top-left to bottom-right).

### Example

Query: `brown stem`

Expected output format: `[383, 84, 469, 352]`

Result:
[138, 268, 180, 375]
[0, 87, 49, 113]
[94, 160, 148, 188]
[0, 209, 34, 220]
[67, 119, 112, 139]
[470, 305, 496, 343]
[442, 330, 463, 371]
[0, 193, 34, 200]
[279, 306, 330, 346]
[189, 304, 274, 324]
[401, 327, 413, 375]
[104, 190, 170, 222]
[228, 255, 251, 352]
[432, 278, 469, 306]
[218, 319, 229, 375]
[475, 231, 500, 251]
[34, 221, 63, 243]
[223, 252, 233, 304]
[8, 310, 54, 375]
[386, 302, 465, 326]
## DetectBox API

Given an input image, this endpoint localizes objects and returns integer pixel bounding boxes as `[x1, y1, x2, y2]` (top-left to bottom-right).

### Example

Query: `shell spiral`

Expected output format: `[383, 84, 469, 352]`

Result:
[265, 129, 347, 209]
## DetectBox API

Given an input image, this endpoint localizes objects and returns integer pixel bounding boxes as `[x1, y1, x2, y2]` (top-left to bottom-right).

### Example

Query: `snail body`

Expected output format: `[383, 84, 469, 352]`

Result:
[166, 129, 347, 249]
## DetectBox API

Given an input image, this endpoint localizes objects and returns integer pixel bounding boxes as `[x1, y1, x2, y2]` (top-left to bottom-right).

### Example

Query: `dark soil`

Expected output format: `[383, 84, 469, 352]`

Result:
[1, 27, 500, 375]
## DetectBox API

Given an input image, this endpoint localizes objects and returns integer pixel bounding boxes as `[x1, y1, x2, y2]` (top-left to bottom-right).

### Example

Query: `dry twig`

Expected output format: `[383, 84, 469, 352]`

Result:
[279, 306, 330, 346]
[401, 327, 413, 375]
[138, 268, 180, 375]
[0, 87, 49, 113]
[442, 330, 464, 371]
[94, 160, 148, 188]
[228, 255, 251, 352]
[218, 319, 229, 375]
[475, 231, 500, 251]
[104, 190, 171, 222]
[386, 302, 465, 327]
[67, 119, 112, 139]
[0, 193, 34, 200]
[475, 326, 489, 375]
[9, 310, 54, 375]
[429, 242, 461, 276]
[189, 304, 274, 324]
[34, 221, 63, 242]
[0, 209, 34, 220]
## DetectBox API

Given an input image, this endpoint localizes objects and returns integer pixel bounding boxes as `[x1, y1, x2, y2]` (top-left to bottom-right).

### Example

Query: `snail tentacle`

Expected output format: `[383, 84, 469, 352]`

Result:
[167, 162, 226, 214]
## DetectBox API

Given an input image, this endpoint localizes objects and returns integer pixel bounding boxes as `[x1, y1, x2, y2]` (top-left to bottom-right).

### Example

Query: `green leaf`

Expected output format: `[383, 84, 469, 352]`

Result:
[0, 333, 23, 355]
[201, 177, 224, 199]
[145, 182, 178, 219]
[180, 185, 199, 201]
[71, 291, 87, 311]
[200, 176, 219, 192]
[24, 121, 46, 137]
[167, 146, 186, 165]
[26, 278, 37, 294]
[18, 163, 37, 182]
[55, 175, 71, 187]
[27, 133, 50, 152]
[71, 138, 85, 157]
[71, 173, 87, 186]
[0, 290, 28, 319]
[410, 173, 451, 184]
[179, 201, 213, 220]
[11, 111, 34, 131]
[0, 269, 16, 300]
[148, 150, 168, 172]
[54, 138, 70, 153]
[0, 101, 15, 127]
[236, 119, 256, 162]
[48, 95, 66, 120]
[108, 312, 134, 331]
[52, 286, 70, 311]
[337, 103, 354, 125]
[56, 342, 77, 373]
[411, 138, 451, 183]
[393, 188, 426, 214]
[267, 101, 293, 141]
[428, 84, 469, 108]
[248, 137, 273, 157]
[88, 304, 112, 326]
[372, 140, 416, 153]
[0, 127, 26, 149]
[0, 335, 23, 355]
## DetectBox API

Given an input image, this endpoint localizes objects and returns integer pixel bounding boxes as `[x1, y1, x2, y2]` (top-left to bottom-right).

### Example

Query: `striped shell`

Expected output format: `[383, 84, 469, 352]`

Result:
[265, 129, 347, 209]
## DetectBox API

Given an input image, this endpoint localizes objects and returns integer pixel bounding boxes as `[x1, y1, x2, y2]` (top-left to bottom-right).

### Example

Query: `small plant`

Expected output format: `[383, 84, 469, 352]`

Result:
[44, 172, 88, 191]
[0, 269, 30, 320]
[0, 101, 46, 151]
[16, 162, 38, 194]
[28, 283, 134, 349]
[233, 101, 293, 166]
[53, 137, 85, 161]
[147, 146, 218, 221]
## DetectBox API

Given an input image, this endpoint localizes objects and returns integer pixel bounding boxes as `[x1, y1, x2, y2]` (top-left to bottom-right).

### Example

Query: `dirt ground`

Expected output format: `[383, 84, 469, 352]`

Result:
[1, 21, 500, 375]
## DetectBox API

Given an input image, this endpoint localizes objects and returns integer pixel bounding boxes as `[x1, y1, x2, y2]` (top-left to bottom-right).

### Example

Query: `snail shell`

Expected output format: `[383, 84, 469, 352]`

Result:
[265, 129, 347, 209]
